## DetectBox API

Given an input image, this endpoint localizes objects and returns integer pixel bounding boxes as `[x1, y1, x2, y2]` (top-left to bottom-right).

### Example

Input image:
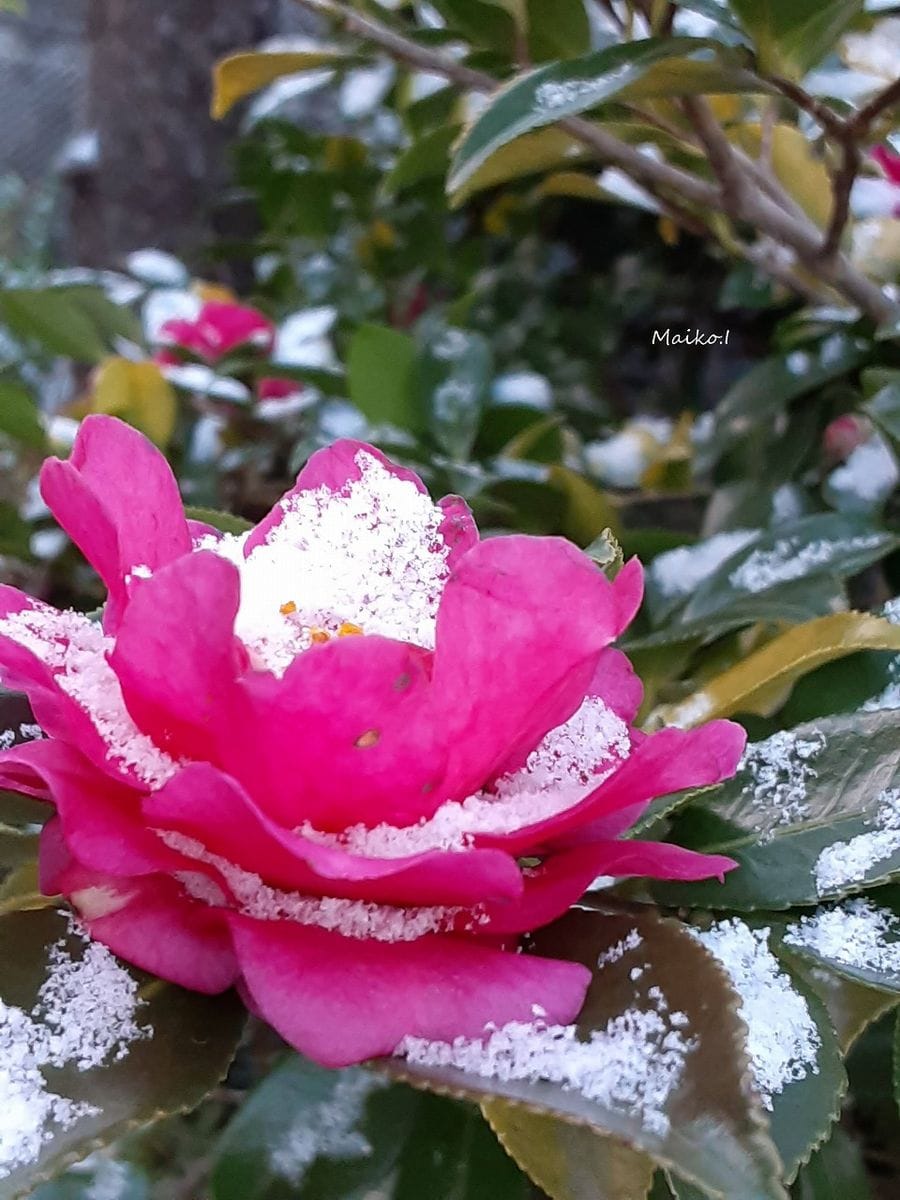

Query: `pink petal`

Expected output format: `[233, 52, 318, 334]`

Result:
[41, 822, 238, 994]
[143, 762, 524, 907]
[587, 647, 643, 725]
[0, 739, 175, 876]
[245, 439, 428, 553]
[437, 495, 479, 566]
[476, 720, 746, 853]
[225, 634, 447, 830]
[432, 536, 635, 800]
[111, 552, 245, 761]
[39, 416, 191, 628]
[229, 914, 591, 1067]
[476, 841, 736, 936]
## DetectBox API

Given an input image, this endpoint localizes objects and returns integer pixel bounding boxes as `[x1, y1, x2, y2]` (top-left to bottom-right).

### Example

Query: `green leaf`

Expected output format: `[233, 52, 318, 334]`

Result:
[726, 0, 863, 76]
[653, 710, 900, 911]
[183, 506, 253, 536]
[347, 324, 421, 433]
[212, 1055, 419, 1200]
[0, 823, 39, 870]
[863, 383, 900, 447]
[417, 326, 492, 460]
[894, 1009, 900, 1118]
[383, 906, 786, 1200]
[701, 339, 868, 468]
[780, 892, 900, 995]
[680, 515, 897, 624]
[211, 49, 353, 119]
[0, 287, 133, 364]
[525, 0, 591, 61]
[484, 1101, 656, 1200]
[548, 466, 623, 544]
[0, 908, 246, 1198]
[790, 959, 898, 1053]
[650, 611, 900, 728]
[385, 125, 460, 193]
[29, 1157, 150, 1200]
[0, 383, 47, 450]
[448, 38, 717, 196]
[791, 1125, 873, 1200]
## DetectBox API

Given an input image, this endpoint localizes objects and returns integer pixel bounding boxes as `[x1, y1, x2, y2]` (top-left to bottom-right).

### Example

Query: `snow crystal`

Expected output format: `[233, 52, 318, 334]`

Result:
[862, 598, 900, 711]
[0, 605, 177, 788]
[739, 730, 826, 841]
[650, 531, 757, 600]
[304, 695, 630, 857]
[597, 929, 643, 968]
[785, 898, 900, 978]
[533, 67, 630, 113]
[158, 832, 466, 942]
[828, 435, 899, 507]
[729, 533, 884, 593]
[0, 927, 148, 1180]
[271, 1071, 386, 1184]
[398, 987, 693, 1138]
[813, 787, 900, 895]
[206, 451, 453, 675]
[692, 919, 820, 1109]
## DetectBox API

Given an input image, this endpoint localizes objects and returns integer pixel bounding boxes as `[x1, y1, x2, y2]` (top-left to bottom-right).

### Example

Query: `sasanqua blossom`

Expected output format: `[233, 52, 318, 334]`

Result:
[0, 417, 743, 1066]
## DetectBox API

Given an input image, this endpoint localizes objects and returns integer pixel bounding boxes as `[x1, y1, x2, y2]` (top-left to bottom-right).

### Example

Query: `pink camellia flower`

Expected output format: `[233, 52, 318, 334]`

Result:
[156, 301, 275, 365]
[823, 413, 870, 464]
[0, 416, 744, 1067]
[871, 146, 900, 216]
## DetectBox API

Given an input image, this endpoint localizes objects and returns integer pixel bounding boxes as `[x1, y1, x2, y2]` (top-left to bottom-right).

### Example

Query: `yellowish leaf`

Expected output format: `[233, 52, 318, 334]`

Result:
[90, 357, 178, 448]
[211, 49, 345, 119]
[650, 611, 900, 728]
[731, 123, 832, 229]
[549, 465, 623, 543]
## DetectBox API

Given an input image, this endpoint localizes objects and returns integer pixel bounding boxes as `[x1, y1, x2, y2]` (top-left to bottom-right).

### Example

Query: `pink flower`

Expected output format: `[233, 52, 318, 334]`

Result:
[258, 377, 304, 401]
[0, 417, 744, 1067]
[872, 146, 900, 216]
[823, 413, 869, 464]
[156, 302, 275, 364]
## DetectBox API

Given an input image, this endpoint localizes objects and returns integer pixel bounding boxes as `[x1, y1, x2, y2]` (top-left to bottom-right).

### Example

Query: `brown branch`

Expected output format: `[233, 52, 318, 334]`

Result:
[293, 0, 900, 324]
[822, 139, 861, 258]
[681, 95, 752, 218]
[767, 75, 847, 140]
[851, 76, 900, 134]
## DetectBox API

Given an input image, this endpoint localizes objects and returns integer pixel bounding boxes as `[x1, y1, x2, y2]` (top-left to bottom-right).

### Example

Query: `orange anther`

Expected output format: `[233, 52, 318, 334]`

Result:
[310, 627, 330, 644]
[280, 601, 297, 616]
[355, 729, 380, 748]
[337, 621, 363, 637]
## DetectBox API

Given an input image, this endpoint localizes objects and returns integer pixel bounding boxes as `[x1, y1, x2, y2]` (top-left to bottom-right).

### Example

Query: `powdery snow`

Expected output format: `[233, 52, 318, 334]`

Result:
[828, 435, 899, 507]
[397, 986, 693, 1138]
[784, 898, 900, 980]
[650, 531, 757, 600]
[728, 532, 884, 593]
[0, 924, 149, 1180]
[0, 605, 177, 789]
[270, 1071, 386, 1183]
[813, 787, 900, 895]
[302, 695, 630, 857]
[203, 450, 453, 675]
[691, 919, 820, 1110]
[158, 831, 469, 941]
[738, 730, 826, 842]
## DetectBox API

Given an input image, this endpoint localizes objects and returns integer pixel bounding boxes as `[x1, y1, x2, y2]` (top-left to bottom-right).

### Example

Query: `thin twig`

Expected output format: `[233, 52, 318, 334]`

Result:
[822, 139, 861, 258]
[680, 95, 749, 218]
[851, 76, 900, 134]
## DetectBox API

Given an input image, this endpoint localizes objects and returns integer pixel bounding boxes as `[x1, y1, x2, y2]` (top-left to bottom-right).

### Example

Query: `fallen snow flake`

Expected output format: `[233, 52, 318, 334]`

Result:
[739, 730, 826, 841]
[398, 992, 694, 1138]
[0, 605, 177, 788]
[0, 730, 13, 751]
[666, 692, 713, 731]
[271, 1071, 387, 1183]
[210, 450, 452, 675]
[650, 531, 757, 600]
[828, 435, 899, 507]
[691, 919, 820, 1109]
[0, 932, 148, 1179]
[813, 787, 900, 895]
[598, 929, 643, 968]
[158, 831, 464, 941]
[728, 533, 885, 593]
[785, 898, 900, 978]
[18, 723, 44, 741]
[306, 695, 630, 857]
[533, 68, 631, 113]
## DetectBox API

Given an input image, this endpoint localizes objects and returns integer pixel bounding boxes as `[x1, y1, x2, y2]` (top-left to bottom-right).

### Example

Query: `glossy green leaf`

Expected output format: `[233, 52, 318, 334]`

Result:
[0, 287, 139, 363]
[484, 1101, 656, 1200]
[417, 326, 492, 460]
[383, 906, 786, 1200]
[864, 383, 900, 446]
[385, 125, 460, 193]
[789, 958, 899, 1054]
[212, 1055, 419, 1200]
[653, 710, 900, 911]
[29, 1158, 150, 1200]
[727, 0, 863, 76]
[680, 515, 897, 624]
[0, 383, 47, 450]
[183, 506, 253, 536]
[0, 908, 246, 1198]
[448, 38, 716, 196]
[525, 0, 591, 61]
[791, 1125, 873, 1200]
[779, 891, 900, 995]
[347, 324, 421, 433]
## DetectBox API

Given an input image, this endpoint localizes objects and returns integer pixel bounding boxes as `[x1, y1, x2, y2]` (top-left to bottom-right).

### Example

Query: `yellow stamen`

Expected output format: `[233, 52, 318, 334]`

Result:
[337, 621, 363, 637]
[280, 601, 297, 616]
[355, 729, 380, 748]
[310, 627, 330, 645]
